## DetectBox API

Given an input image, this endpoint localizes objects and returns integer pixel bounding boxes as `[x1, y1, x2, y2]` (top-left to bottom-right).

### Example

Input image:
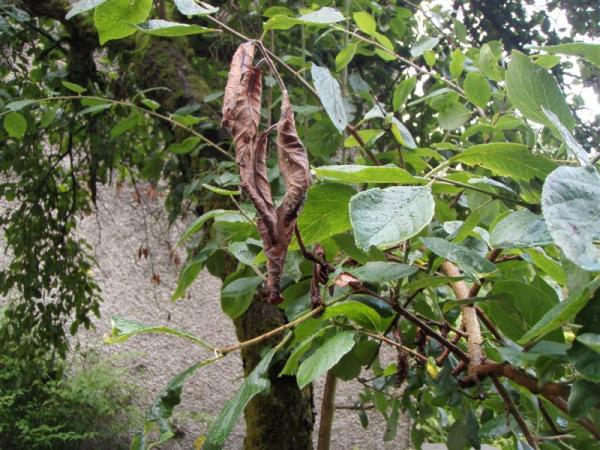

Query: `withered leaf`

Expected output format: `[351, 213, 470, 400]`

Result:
[222, 42, 311, 304]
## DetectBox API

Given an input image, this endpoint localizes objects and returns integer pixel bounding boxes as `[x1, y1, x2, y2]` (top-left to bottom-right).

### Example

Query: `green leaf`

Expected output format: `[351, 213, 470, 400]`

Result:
[578, 334, 600, 354]
[172, 260, 203, 300]
[5, 99, 35, 111]
[173, 0, 218, 16]
[323, 301, 382, 331]
[389, 117, 417, 148]
[264, 7, 345, 32]
[94, 0, 152, 44]
[66, 0, 109, 19]
[449, 49, 465, 79]
[542, 107, 589, 165]
[297, 183, 355, 245]
[410, 36, 439, 57]
[314, 164, 426, 185]
[393, 77, 417, 112]
[344, 129, 384, 147]
[62, 80, 87, 93]
[353, 11, 376, 35]
[542, 166, 600, 271]
[481, 281, 561, 342]
[421, 237, 496, 280]
[78, 103, 112, 115]
[335, 43, 358, 71]
[220, 276, 262, 319]
[202, 184, 239, 196]
[311, 64, 347, 133]
[463, 72, 491, 108]
[478, 43, 503, 81]
[132, 358, 218, 450]
[178, 209, 230, 244]
[568, 380, 600, 420]
[490, 210, 552, 249]
[506, 50, 575, 130]
[136, 20, 216, 36]
[105, 316, 213, 349]
[518, 287, 594, 345]
[297, 331, 355, 389]
[110, 113, 139, 138]
[346, 261, 417, 284]
[204, 347, 277, 450]
[437, 102, 472, 130]
[452, 143, 557, 181]
[3, 112, 27, 139]
[350, 186, 435, 250]
[532, 42, 600, 69]
[167, 136, 200, 154]
[447, 408, 480, 450]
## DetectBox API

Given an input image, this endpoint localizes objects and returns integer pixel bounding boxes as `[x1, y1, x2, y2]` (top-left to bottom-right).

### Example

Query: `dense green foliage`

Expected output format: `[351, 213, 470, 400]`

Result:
[0, 340, 141, 450]
[2, 0, 600, 449]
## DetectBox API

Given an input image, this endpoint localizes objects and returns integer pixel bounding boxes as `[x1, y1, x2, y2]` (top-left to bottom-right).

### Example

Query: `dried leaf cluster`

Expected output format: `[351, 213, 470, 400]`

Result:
[222, 42, 311, 304]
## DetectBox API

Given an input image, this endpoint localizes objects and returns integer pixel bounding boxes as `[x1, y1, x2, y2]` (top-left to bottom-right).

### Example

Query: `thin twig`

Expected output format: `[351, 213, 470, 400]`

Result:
[492, 376, 539, 449]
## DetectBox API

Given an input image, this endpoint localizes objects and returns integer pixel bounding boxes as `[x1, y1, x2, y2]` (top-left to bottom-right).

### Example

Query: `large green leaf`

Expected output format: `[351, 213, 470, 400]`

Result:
[506, 50, 575, 130]
[463, 72, 491, 108]
[3, 111, 27, 139]
[518, 286, 596, 345]
[542, 107, 589, 165]
[542, 166, 600, 271]
[220, 276, 262, 319]
[481, 281, 561, 342]
[350, 186, 435, 250]
[297, 331, 356, 388]
[315, 165, 426, 185]
[264, 7, 345, 32]
[105, 316, 213, 349]
[532, 42, 600, 69]
[66, 0, 109, 19]
[322, 301, 383, 331]
[346, 261, 417, 283]
[172, 243, 217, 300]
[578, 333, 600, 354]
[203, 348, 277, 450]
[421, 237, 496, 280]
[136, 20, 216, 36]
[568, 380, 600, 420]
[311, 64, 348, 133]
[132, 358, 220, 450]
[297, 183, 355, 245]
[490, 210, 552, 249]
[94, 0, 152, 44]
[437, 102, 472, 130]
[178, 209, 230, 244]
[452, 143, 557, 181]
[173, 0, 218, 16]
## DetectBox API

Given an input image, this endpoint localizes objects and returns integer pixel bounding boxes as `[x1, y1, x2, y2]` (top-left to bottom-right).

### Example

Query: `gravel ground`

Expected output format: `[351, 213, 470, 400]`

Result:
[2, 182, 410, 450]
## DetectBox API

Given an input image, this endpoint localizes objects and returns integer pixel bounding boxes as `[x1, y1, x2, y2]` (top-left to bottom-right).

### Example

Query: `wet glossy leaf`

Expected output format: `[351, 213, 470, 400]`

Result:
[315, 165, 426, 185]
[452, 143, 557, 180]
[421, 237, 496, 279]
[346, 261, 417, 283]
[490, 210, 552, 249]
[136, 20, 216, 36]
[311, 64, 348, 133]
[173, 0, 218, 16]
[66, 0, 109, 19]
[542, 166, 600, 271]
[297, 183, 355, 245]
[350, 186, 435, 250]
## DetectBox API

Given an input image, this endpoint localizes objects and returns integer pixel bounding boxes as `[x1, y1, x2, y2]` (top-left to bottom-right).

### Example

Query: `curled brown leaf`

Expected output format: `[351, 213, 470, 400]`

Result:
[222, 42, 311, 305]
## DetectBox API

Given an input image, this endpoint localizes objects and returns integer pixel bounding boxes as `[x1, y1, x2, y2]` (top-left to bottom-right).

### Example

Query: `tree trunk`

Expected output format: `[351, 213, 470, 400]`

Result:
[235, 294, 314, 450]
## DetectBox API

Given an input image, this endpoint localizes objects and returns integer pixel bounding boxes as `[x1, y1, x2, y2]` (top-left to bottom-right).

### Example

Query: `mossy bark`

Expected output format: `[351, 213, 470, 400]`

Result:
[235, 296, 314, 450]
